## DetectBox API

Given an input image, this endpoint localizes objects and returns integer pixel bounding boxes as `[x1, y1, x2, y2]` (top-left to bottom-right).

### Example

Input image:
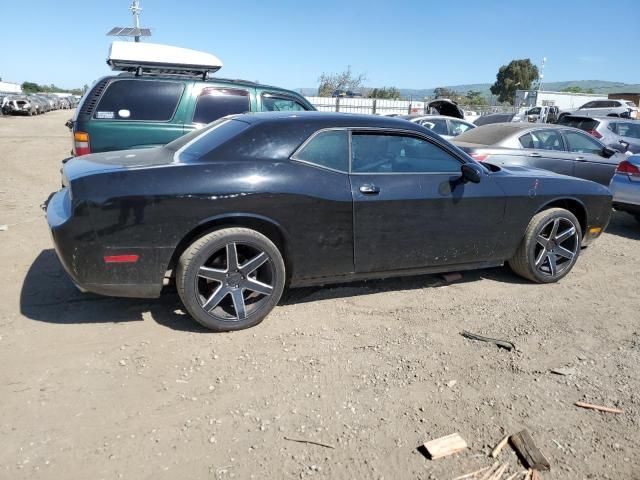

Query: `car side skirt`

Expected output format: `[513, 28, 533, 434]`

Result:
[290, 260, 505, 288]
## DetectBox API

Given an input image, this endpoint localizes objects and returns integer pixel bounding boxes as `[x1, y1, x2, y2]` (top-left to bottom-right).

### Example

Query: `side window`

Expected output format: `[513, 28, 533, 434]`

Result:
[293, 130, 348, 171]
[519, 130, 563, 151]
[449, 120, 474, 136]
[418, 118, 448, 135]
[580, 101, 596, 109]
[94, 80, 183, 121]
[564, 130, 604, 154]
[193, 88, 250, 125]
[351, 133, 461, 173]
[616, 122, 640, 139]
[262, 93, 308, 112]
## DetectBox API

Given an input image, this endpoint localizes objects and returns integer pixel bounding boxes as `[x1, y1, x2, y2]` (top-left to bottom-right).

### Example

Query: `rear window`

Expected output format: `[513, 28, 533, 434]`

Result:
[193, 88, 250, 124]
[454, 124, 519, 145]
[170, 119, 250, 162]
[557, 116, 599, 131]
[95, 80, 184, 121]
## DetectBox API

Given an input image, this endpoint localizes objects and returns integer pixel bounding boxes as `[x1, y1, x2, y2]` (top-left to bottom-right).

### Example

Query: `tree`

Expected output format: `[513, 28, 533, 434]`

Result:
[368, 87, 401, 100]
[317, 66, 366, 97]
[561, 86, 595, 94]
[433, 87, 457, 99]
[463, 90, 487, 105]
[490, 59, 539, 104]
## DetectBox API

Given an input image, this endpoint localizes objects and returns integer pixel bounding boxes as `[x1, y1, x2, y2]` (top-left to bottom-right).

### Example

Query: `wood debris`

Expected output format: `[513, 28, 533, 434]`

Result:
[509, 430, 550, 471]
[423, 432, 468, 459]
[452, 465, 491, 480]
[283, 436, 335, 449]
[575, 401, 623, 414]
[491, 435, 510, 458]
[460, 331, 515, 351]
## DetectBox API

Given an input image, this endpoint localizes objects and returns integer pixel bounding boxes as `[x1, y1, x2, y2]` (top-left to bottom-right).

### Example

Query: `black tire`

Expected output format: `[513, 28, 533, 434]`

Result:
[176, 227, 286, 331]
[509, 208, 582, 283]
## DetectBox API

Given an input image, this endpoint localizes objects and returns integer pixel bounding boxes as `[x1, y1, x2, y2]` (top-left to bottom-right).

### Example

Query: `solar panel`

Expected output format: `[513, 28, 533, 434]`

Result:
[107, 26, 153, 37]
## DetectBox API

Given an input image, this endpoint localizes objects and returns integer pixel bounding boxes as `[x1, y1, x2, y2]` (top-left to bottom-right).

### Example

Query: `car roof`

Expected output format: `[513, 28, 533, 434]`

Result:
[230, 111, 429, 131]
[108, 72, 300, 94]
[454, 122, 587, 145]
[563, 114, 638, 122]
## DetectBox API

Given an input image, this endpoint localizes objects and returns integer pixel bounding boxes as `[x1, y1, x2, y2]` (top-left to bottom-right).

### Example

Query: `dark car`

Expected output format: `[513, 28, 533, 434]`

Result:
[556, 115, 640, 154]
[68, 73, 315, 156]
[47, 112, 611, 331]
[453, 123, 626, 185]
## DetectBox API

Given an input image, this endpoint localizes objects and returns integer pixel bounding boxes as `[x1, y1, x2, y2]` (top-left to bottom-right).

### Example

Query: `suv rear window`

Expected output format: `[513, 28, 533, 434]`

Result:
[95, 80, 183, 121]
[557, 116, 600, 131]
[193, 88, 250, 124]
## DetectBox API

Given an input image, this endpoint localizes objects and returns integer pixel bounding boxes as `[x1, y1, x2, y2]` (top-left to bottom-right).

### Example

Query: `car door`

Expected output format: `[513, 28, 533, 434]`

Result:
[516, 129, 575, 176]
[562, 129, 622, 185]
[349, 130, 506, 273]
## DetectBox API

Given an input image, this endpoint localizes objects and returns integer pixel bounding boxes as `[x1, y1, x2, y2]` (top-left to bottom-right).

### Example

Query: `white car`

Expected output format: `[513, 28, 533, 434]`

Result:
[409, 115, 476, 140]
[566, 99, 638, 119]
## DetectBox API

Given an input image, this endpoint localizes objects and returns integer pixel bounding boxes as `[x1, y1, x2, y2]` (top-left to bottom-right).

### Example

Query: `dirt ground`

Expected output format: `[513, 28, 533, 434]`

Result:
[0, 110, 639, 480]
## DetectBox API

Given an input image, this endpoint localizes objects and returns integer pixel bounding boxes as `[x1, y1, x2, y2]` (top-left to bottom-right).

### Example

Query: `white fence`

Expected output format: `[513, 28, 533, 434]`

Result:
[0, 81, 22, 94]
[305, 96, 427, 116]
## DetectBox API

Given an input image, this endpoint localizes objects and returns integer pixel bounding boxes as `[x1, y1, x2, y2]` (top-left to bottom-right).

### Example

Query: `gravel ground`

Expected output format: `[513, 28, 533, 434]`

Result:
[1, 111, 639, 480]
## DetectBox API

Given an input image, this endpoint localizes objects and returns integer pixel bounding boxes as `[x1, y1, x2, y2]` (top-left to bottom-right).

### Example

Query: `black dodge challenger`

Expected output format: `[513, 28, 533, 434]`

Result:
[46, 112, 612, 331]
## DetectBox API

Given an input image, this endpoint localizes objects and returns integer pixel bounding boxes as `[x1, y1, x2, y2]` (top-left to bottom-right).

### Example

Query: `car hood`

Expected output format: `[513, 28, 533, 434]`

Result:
[63, 147, 174, 182]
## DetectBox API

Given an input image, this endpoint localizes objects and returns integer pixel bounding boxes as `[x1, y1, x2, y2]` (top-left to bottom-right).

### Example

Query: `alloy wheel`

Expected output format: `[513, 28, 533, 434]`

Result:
[534, 217, 579, 277]
[195, 242, 275, 321]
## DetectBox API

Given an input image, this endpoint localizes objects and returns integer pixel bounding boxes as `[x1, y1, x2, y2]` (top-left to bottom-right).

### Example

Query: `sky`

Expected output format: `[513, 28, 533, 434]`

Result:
[2, 0, 639, 91]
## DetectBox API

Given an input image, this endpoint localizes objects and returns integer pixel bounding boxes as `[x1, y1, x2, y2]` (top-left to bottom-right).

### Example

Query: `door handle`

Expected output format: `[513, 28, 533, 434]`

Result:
[359, 184, 380, 195]
[575, 156, 587, 161]
[528, 152, 542, 157]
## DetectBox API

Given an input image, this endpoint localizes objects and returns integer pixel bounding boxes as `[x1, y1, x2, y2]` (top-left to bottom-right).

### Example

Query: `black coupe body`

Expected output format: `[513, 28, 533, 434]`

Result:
[47, 112, 612, 330]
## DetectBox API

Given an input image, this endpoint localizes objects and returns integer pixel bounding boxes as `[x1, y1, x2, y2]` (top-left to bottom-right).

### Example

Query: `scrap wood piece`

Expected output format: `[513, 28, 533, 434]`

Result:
[575, 401, 623, 414]
[423, 432, 468, 459]
[504, 471, 528, 480]
[488, 464, 509, 480]
[530, 470, 541, 480]
[478, 462, 501, 480]
[509, 430, 550, 471]
[452, 465, 491, 480]
[491, 434, 510, 458]
[283, 436, 335, 449]
[461, 331, 515, 351]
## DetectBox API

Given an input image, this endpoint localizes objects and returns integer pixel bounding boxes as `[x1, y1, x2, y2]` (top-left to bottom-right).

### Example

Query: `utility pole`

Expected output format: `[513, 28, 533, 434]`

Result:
[107, 0, 152, 42]
[131, 0, 142, 42]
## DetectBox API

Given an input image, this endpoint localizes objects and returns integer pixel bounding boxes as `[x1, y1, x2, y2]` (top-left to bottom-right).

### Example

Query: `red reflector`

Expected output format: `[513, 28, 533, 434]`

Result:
[470, 153, 488, 162]
[104, 254, 139, 263]
[616, 160, 640, 176]
[587, 129, 602, 139]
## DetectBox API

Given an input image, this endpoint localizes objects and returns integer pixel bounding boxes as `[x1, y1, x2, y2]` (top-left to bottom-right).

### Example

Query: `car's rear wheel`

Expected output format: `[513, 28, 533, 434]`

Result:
[509, 208, 582, 283]
[176, 227, 286, 331]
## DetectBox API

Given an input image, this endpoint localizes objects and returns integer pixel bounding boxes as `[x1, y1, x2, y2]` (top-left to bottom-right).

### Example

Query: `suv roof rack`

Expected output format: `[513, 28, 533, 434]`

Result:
[107, 41, 223, 79]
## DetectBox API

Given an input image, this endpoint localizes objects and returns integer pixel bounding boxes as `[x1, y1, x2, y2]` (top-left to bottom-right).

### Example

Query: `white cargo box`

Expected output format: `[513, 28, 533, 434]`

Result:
[107, 41, 223, 76]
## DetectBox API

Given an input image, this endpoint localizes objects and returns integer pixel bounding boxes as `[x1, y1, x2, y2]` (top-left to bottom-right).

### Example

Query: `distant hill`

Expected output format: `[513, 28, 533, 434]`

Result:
[299, 80, 640, 99]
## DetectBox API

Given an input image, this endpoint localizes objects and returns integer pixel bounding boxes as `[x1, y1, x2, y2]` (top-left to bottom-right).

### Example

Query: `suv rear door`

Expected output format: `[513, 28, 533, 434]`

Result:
[79, 78, 189, 153]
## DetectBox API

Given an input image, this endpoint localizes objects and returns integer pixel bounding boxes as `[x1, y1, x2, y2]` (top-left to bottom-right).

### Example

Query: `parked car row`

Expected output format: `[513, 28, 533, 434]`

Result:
[1, 93, 79, 116]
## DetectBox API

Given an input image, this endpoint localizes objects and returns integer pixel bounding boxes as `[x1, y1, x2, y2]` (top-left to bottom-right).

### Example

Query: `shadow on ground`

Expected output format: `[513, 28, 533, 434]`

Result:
[20, 250, 207, 332]
[22, 249, 528, 331]
[605, 210, 640, 240]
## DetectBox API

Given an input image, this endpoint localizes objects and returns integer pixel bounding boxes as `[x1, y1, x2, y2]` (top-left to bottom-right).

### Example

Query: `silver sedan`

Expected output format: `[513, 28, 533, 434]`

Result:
[609, 154, 640, 223]
[408, 115, 476, 140]
[453, 123, 626, 185]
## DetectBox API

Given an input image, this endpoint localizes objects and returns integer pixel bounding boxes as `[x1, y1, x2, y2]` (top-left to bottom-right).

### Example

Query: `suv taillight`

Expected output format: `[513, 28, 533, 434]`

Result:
[74, 131, 91, 156]
[587, 129, 602, 139]
[616, 160, 640, 176]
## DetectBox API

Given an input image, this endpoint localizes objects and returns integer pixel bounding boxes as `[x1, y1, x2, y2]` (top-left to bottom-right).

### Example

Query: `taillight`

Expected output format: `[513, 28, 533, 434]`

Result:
[470, 153, 488, 162]
[616, 160, 640, 176]
[587, 129, 602, 139]
[74, 131, 91, 156]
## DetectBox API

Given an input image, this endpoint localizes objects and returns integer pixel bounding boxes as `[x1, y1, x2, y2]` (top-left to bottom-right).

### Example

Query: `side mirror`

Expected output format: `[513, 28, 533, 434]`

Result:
[602, 147, 616, 158]
[461, 163, 483, 183]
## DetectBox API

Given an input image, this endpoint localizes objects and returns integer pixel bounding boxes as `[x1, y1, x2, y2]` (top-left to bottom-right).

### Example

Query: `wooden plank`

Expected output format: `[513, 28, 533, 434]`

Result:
[575, 401, 624, 414]
[452, 465, 491, 480]
[509, 430, 550, 471]
[478, 462, 501, 480]
[423, 433, 467, 459]
[491, 434, 510, 458]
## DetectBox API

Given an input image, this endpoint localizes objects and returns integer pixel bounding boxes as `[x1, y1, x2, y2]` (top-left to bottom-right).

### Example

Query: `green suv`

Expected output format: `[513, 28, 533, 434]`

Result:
[68, 74, 315, 155]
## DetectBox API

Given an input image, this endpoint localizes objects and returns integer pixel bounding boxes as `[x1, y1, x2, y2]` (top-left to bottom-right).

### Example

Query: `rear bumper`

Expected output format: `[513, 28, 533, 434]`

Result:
[609, 173, 640, 210]
[46, 188, 165, 299]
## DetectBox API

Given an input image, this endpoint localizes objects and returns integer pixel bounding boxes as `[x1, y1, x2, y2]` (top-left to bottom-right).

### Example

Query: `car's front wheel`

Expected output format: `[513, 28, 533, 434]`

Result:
[176, 227, 286, 331]
[509, 208, 582, 283]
